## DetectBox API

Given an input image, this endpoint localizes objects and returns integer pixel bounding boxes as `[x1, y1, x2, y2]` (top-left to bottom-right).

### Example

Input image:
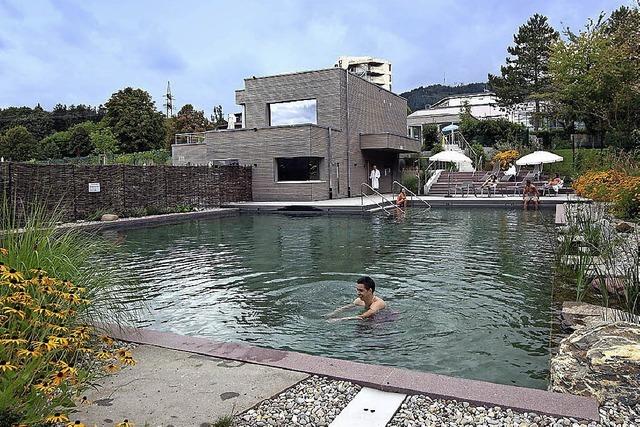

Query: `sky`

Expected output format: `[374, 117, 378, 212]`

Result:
[0, 0, 631, 118]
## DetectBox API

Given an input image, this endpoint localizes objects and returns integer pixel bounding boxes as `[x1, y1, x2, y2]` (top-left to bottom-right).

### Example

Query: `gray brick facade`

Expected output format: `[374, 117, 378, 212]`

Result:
[173, 67, 418, 201]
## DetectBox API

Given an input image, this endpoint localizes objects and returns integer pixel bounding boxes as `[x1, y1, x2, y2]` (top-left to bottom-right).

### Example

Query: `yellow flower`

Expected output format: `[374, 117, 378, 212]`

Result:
[67, 421, 86, 427]
[16, 345, 43, 359]
[115, 348, 132, 359]
[34, 381, 54, 394]
[100, 335, 114, 346]
[0, 247, 8, 256]
[78, 395, 92, 405]
[56, 360, 78, 376]
[2, 306, 25, 320]
[95, 350, 111, 360]
[1, 268, 23, 281]
[0, 336, 28, 345]
[121, 356, 136, 366]
[46, 413, 69, 423]
[0, 360, 18, 372]
[115, 420, 134, 427]
[50, 369, 70, 386]
[104, 363, 120, 374]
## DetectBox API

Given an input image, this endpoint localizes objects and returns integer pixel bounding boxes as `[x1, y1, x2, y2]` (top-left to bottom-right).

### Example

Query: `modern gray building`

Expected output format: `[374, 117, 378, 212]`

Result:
[172, 67, 419, 201]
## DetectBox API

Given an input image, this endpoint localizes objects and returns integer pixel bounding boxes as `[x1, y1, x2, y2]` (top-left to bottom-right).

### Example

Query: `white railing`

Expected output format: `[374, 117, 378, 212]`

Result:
[174, 132, 207, 145]
[360, 183, 402, 215]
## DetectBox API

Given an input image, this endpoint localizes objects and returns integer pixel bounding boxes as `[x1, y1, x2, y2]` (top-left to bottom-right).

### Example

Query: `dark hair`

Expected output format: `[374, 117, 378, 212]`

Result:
[357, 276, 376, 292]
[555, 173, 560, 178]
[526, 179, 532, 185]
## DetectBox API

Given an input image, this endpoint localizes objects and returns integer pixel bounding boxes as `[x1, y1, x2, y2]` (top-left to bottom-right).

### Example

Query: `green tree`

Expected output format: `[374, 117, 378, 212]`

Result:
[38, 131, 70, 159]
[91, 127, 119, 159]
[163, 116, 177, 150]
[0, 126, 38, 161]
[489, 14, 559, 130]
[103, 87, 166, 153]
[175, 104, 210, 134]
[550, 5, 640, 148]
[68, 125, 93, 157]
[421, 124, 439, 151]
[210, 105, 228, 130]
[0, 105, 53, 140]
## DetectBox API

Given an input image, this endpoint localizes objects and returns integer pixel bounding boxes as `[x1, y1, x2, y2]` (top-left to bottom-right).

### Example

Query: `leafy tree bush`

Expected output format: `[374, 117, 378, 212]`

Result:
[175, 104, 210, 134]
[421, 124, 439, 151]
[104, 87, 166, 153]
[0, 126, 38, 161]
[91, 127, 119, 158]
[67, 125, 93, 157]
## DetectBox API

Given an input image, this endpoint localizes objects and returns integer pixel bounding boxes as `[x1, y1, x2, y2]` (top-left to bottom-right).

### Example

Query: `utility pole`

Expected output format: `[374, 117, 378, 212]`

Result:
[163, 81, 174, 118]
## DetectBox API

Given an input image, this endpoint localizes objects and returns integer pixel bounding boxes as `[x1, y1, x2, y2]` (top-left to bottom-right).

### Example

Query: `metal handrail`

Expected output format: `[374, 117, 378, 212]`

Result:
[392, 181, 431, 209]
[360, 183, 403, 215]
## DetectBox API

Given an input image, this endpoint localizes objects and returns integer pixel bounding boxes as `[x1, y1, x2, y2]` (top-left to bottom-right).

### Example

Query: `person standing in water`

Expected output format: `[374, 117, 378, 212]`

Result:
[326, 276, 386, 322]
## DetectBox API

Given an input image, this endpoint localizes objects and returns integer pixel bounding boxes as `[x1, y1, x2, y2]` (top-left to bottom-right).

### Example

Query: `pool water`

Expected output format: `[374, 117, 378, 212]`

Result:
[104, 208, 556, 389]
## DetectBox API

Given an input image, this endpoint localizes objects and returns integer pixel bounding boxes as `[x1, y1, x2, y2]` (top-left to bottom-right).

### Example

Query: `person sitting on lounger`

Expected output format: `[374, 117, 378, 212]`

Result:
[481, 174, 498, 196]
[544, 173, 563, 194]
[523, 180, 539, 210]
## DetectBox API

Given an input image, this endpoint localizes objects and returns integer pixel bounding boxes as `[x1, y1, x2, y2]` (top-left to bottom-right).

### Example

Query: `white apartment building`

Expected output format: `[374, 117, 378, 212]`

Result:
[335, 56, 392, 91]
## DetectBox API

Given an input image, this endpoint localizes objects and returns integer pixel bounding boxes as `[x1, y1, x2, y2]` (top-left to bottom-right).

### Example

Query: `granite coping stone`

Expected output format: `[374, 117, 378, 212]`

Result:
[102, 325, 600, 421]
[56, 208, 240, 231]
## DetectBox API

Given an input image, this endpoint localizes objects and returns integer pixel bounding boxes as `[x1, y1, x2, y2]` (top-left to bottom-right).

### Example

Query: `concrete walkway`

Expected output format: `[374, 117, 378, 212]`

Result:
[73, 345, 307, 426]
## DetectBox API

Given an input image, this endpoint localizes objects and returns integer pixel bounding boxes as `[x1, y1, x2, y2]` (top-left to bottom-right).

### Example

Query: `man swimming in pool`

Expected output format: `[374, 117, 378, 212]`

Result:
[326, 276, 387, 322]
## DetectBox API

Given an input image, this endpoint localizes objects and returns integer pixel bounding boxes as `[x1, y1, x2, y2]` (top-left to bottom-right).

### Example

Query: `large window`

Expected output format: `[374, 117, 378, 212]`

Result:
[269, 99, 317, 126]
[276, 157, 322, 181]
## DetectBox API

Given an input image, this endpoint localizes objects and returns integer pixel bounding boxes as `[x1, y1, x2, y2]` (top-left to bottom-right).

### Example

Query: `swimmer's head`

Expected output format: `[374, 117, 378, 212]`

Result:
[356, 276, 375, 299]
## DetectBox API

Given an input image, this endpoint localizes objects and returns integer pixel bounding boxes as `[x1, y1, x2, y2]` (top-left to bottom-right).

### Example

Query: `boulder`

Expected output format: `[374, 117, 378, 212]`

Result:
[615, 221, 635, 233]
[100, 214, 119, 222]
[549, 321, 640, 404]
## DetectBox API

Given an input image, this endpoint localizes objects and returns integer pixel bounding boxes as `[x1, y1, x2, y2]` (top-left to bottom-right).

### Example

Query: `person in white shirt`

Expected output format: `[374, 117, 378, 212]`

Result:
[370, 165, 380, 190]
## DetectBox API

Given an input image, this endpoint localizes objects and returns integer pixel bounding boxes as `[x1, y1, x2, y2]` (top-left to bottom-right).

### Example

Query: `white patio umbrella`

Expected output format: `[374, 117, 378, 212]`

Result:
[429, 150, 472, 163]
[441, 123, 459, 133]
[516, 151, 563, 166]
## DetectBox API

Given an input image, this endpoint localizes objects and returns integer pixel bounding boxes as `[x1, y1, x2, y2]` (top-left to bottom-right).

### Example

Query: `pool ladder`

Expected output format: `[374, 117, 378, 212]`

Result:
[392, 181, 431, 209]
[360, 183, 402, 216]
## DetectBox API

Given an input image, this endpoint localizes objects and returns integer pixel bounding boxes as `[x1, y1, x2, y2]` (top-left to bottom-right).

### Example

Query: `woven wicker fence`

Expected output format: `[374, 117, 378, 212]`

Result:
[0, 163, 252, 223]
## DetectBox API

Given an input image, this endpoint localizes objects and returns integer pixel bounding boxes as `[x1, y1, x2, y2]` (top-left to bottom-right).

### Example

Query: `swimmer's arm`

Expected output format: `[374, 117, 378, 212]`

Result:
[357, 301, 385, 319]
[325, 300, 360, 318]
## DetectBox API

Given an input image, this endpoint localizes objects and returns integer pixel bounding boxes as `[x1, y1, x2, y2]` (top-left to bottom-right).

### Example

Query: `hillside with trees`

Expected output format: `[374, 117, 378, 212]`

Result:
[400, 83, 487, 112]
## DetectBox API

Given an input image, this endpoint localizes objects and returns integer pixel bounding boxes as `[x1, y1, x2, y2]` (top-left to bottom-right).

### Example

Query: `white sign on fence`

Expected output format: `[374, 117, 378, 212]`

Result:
[88, 183, 101, 193]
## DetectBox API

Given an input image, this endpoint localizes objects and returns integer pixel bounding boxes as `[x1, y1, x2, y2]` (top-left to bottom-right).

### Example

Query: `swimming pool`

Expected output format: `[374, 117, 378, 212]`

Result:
[105, 208, 556, 389]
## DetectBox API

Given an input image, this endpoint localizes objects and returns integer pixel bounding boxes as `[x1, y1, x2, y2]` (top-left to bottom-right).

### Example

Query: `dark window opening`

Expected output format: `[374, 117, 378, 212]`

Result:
[276, 157, 322, 181]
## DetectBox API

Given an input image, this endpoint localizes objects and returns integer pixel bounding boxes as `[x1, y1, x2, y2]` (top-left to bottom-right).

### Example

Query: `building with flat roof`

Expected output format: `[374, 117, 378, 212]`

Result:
[335, 56, 392, 91]
[172, 67, 418, 202]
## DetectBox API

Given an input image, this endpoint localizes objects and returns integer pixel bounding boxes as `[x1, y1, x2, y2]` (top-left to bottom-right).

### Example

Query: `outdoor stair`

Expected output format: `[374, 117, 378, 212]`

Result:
[426, 172, 575, 197]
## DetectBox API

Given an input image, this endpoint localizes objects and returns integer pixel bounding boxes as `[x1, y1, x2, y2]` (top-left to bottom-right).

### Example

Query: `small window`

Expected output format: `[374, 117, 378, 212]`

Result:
[276, 157, 322, 181]
[269, 99, 317, 126]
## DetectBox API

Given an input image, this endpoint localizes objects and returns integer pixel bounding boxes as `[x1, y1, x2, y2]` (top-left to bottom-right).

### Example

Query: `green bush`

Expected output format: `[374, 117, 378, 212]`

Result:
[421, 124, 439, 151]
[401, 174, 418, 194]
[613, 181, 640, 219]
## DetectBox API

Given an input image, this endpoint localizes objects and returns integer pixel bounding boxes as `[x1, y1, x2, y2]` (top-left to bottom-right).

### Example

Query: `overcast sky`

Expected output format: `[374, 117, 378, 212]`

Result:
[0, 0, 630, 117]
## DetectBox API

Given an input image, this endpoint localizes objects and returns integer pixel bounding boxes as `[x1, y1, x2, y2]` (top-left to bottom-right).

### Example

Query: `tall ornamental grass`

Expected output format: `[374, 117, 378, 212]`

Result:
[1, 199, 142, 425]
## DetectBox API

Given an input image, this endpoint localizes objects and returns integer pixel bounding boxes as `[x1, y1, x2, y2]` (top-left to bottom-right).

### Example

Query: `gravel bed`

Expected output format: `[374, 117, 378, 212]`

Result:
[387, 394, 640, 427]
[234, 375, 361, 426]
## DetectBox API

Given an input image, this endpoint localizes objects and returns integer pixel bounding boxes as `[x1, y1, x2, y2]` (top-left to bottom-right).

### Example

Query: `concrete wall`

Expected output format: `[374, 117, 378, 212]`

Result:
[173, 67, 411, 201]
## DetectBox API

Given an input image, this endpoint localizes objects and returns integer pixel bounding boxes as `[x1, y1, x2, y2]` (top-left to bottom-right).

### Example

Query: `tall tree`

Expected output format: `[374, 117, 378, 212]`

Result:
[549, 5, 640, 148]
[0, 126, 38, 161]
[489, 14, 559, 130]
[103, 87, 166, 153]
[210, 105, 228, 130]
[175, 104, 210, 134]
[67, 125, 93, 157]
[0, 105, 53, 140]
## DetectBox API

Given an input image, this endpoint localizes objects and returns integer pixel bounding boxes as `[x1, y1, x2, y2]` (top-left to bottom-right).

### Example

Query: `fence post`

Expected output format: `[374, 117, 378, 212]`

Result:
[72, 164, 77, 220]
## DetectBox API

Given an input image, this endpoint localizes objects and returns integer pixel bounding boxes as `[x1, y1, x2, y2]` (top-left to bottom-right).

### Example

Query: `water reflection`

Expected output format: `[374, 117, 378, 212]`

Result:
[102, 208, 555, 389]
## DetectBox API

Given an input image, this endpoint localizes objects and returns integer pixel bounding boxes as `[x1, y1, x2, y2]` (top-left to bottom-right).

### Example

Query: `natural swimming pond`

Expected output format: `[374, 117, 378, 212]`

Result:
[104, 208, 556, 389]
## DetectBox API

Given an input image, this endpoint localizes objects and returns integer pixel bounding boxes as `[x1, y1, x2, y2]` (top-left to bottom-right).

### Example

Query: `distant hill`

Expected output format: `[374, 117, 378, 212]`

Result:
[400, 83, 488, 112]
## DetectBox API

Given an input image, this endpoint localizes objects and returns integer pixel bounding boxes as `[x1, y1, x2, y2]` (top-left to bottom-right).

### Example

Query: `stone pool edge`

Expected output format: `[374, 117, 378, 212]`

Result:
[102, 324, 600, 422]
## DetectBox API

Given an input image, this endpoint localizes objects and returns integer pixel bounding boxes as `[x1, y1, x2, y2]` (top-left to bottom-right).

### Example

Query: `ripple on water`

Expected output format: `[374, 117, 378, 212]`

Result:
[102, 208, 555, 389]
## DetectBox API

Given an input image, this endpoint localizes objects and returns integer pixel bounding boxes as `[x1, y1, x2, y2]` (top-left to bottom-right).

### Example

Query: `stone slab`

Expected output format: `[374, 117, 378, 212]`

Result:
[329, 387, 406, 427]
[101, 325, 600, 421]
[72, 344, 307, 426]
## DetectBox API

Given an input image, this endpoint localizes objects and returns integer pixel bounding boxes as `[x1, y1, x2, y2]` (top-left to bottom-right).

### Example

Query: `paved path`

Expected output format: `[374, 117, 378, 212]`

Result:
[73, 345, 307, 426]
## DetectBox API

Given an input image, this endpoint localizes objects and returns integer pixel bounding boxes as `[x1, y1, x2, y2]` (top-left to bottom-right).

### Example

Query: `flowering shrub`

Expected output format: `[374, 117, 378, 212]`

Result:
[0, 251, 136, 425]
[492, 149, 520, 168]
[573, 170, 640, 218]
